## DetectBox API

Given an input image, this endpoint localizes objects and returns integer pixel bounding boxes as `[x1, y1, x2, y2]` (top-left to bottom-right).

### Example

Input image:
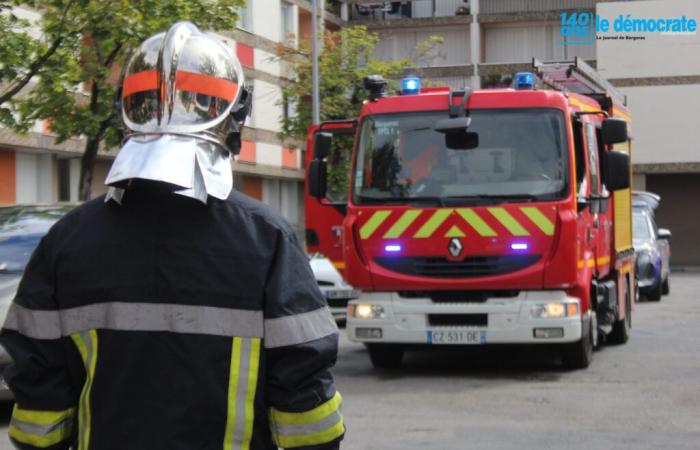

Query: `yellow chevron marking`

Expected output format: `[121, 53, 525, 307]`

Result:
[521, 207, 555, 236]
[444, 225, 465, 238]
[383, 210, 422, 239]
[414, 209, 452, 238]
[360, 210, 391, 239]
[488, 208, 529, 236]
[456, 208, 497, 237]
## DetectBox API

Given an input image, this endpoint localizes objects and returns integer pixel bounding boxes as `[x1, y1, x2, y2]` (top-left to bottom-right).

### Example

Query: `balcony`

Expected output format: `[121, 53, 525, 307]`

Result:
[344, 0, 472, 23]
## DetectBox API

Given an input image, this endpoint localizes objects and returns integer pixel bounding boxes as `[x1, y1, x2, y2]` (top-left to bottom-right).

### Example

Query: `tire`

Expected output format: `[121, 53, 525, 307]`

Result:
[662, 276, 670, 296]
[367, 344, 404, 369]
[634, 275, 640, 303]
[647, 277, 662, 302]
[561, 318, 593, 369]
[609, 277, 632, 344]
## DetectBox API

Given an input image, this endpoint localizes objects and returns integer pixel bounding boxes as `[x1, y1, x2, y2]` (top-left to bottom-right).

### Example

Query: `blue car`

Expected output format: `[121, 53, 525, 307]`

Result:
[632, 193, 671, 302]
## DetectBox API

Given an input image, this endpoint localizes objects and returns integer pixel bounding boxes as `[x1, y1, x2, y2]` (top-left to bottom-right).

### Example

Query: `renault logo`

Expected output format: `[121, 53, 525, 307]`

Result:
[448, 238, 463, 257]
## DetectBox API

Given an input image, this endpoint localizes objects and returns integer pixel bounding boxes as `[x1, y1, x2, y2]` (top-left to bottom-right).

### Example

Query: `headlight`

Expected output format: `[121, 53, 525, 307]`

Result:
[349, 304, 385, 319]
[530, 302, 579, 319]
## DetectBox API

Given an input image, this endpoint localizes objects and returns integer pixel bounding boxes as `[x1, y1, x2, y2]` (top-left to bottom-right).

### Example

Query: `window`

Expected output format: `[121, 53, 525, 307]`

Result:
[585, 123, 600, 195]
[237, 2, 253, 31]
[572, 119, 587, 194]
[281, 1, 296, 46]
[354, 108, 568, 204]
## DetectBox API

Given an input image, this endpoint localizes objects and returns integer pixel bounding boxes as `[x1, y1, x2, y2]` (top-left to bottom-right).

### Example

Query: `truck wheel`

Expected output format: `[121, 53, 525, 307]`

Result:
[367, 344, 404, 369]
[609, 277, 632, 344]
[662, 276, 670, 295]
[647, 277, 662, 302]
[561, 318, 593, 370]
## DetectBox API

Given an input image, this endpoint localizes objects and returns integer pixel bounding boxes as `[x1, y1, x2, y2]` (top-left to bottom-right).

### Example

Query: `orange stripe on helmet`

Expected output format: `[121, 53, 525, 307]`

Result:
[122, 69, 159, 97]
[175, 70, 238, 102]
[122, 69, 238, 102]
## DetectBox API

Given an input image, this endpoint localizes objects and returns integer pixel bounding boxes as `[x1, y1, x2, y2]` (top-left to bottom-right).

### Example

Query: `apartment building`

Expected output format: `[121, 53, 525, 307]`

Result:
[0, 1, 343, 237]
[344, 0, 700, 265]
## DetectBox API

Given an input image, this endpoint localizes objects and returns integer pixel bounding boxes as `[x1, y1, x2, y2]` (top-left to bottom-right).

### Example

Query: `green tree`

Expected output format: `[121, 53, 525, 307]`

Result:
[277, 26, 442, 198]
[3, 0, 243, 201]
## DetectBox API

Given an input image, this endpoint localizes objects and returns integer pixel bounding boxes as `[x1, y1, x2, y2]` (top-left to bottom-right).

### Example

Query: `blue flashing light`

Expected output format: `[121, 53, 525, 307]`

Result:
[402, 76, 421, 95]
[385, 244, 402, 253]
[511, 242, 529, 251]
[514, 72, 536, 90]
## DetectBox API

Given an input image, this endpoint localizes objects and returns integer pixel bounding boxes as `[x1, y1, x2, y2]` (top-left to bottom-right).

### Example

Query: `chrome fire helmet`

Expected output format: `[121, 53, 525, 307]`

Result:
[105, 21, 252, 204]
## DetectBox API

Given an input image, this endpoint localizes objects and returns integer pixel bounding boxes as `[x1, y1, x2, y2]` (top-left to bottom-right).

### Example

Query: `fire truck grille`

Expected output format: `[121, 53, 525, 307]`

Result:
[374, 255, 541, 278]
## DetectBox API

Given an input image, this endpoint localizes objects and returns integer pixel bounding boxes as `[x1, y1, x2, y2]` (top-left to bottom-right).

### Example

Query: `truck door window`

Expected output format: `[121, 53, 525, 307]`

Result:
[325, 133, 354, 202]
[585, 123, 600, 195]
[572, 119, 587, 195]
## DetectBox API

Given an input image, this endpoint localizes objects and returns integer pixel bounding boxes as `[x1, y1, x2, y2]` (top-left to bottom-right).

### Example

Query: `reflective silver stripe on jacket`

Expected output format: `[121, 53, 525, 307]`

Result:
[264, 306, 338, 349]
[3, 302, 263, 340]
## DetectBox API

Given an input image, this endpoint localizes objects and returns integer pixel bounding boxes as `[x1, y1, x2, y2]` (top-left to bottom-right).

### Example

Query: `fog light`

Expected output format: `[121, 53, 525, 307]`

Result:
[534, 327, 564, 339]
[353, 304, 385, 319]
[356, 327, 383, 339]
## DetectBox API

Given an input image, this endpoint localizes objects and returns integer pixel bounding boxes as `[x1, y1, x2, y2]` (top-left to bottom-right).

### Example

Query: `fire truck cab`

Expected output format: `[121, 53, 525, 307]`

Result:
[305, 58, 634, 369]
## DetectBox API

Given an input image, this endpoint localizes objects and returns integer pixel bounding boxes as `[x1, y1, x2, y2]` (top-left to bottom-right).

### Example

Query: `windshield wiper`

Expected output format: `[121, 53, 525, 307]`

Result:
[443, 194, 540, 204]
[357, 196, 445, 207]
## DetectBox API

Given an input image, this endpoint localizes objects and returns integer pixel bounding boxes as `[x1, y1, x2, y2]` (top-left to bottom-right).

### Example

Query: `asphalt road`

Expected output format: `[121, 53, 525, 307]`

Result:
[0, 273, 698, 449]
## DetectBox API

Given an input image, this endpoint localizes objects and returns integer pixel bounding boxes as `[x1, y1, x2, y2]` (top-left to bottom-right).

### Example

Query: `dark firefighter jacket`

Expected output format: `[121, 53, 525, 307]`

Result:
[0, 182, 344, 450]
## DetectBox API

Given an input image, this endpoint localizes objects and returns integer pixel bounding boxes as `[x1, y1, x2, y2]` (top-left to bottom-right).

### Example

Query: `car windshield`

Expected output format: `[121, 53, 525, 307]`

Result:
[633, 211, 652, 243]
[0, 206, 70, 273]
[353, 108, 568, 204]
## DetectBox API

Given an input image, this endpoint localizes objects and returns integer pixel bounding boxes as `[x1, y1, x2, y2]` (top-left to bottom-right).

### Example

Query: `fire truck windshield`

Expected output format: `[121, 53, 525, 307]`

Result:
[353, 108, 569, 205]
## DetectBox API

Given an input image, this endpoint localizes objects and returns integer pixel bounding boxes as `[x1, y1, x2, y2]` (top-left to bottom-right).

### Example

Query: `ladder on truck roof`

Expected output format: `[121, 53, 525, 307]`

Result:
[532, 57, 626, 106]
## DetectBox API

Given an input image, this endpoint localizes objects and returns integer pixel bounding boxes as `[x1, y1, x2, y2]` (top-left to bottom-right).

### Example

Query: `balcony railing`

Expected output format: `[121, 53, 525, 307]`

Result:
[480, 0, 598, 15]
[344, 0, 471, 21]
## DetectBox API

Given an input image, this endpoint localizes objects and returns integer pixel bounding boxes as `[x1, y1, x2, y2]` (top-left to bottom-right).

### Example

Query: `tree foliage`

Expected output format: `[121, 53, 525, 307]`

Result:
[1, 0, 244, 200]
[277, 25, 442, 199]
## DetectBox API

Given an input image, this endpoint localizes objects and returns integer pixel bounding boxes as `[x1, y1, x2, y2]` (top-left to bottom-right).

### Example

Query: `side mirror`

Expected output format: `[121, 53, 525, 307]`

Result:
[605, 151, 630, 191]
[308, 159, 327, 199]
[313, 132, 333, 159]
[601, 118, 628, 145]
[657, 228, 671, 240]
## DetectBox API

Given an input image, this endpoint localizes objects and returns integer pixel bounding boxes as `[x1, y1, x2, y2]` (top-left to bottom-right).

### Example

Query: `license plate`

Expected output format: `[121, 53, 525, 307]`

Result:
[428, 330, 487, 345]
[324, 289, 360, 299]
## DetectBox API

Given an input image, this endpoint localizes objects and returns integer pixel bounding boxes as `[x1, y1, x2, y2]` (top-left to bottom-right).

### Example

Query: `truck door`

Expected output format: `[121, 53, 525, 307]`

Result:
[572, 117, 595, 273]
[582, 120, 606, 275]
[305, 121, 357, 274]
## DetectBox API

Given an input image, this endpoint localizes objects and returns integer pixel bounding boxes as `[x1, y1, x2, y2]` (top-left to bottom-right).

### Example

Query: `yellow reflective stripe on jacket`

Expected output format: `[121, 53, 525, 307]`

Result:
[269, 392, 344, 448]
[71, 329, 98, 450]
[224, 337, 261, 450]
[9, 405, 75, 448]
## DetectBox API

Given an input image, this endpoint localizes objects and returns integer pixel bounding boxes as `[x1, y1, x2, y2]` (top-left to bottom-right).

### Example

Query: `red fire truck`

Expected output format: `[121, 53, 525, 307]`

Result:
[305, 58, 634, 369]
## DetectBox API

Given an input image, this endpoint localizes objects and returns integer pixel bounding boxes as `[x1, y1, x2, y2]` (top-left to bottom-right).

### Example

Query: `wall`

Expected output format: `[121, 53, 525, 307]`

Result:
[484, 21, 595, 63]
[597, 0, 700, 79]
[374, 26, 470, 67]
[621, 84, 700, 165]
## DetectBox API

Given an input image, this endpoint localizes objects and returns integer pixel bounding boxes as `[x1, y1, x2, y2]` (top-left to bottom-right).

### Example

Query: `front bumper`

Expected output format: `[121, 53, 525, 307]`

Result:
[347, 290, 582, 345]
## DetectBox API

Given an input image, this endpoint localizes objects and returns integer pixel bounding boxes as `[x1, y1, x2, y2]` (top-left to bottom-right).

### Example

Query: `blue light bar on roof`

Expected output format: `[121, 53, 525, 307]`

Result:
[402, 76, 421, 95]
[514, 72, 536, 90]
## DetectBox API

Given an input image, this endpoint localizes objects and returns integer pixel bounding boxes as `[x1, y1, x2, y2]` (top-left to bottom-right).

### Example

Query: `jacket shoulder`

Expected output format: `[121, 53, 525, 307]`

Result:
[219, 190, 296, 239]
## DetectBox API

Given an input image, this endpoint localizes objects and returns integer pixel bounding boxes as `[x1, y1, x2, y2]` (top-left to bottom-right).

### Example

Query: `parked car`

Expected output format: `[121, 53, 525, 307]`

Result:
[0, 204, 73, 400]
[309, 254, 360, 321]
[632, 196, 671, 301]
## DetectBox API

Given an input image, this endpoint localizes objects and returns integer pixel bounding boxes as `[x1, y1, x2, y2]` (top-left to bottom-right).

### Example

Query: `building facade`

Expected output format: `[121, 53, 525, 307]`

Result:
[343, 0, 700, 265]
[0, 1, 343, 238]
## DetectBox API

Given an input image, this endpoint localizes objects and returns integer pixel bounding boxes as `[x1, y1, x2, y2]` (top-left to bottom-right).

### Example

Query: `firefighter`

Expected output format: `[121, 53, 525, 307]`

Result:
[0, 22, 344, 450]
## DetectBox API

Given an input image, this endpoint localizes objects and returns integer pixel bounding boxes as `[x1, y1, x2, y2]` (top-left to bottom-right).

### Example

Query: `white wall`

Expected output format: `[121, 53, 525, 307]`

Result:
[484, 22, 596, 63]
[251, 79, 283, 132]
[597, 0, 700, 79]
[622, 84, 700, 164]
[250, 0, 283, 43]
[374, 27, 469, 67]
